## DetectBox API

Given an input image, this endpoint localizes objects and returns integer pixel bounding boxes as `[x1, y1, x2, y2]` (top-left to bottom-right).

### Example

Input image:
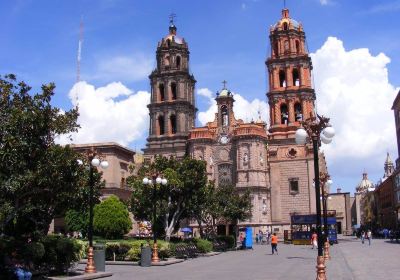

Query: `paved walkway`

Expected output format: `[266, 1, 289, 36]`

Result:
[77, 236, 399, 280]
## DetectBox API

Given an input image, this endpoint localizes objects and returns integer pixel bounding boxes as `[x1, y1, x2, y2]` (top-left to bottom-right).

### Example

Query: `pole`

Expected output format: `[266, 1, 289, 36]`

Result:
[85, 161, 96, 273]
[313, 137, 326, 279]
[322, 184, 328, 242]
[152, 178, 160, 262]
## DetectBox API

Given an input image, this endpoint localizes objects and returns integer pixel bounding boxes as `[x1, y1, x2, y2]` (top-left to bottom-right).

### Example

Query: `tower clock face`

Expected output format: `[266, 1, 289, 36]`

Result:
[219, 134, 229, 144]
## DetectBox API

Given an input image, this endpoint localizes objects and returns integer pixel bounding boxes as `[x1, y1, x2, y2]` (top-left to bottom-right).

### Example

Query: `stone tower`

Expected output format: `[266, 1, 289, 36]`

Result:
[143, 18, 196, 160]
[384, 152, 394, 179]
[266, 8, 315, 141]
[266, 9, 325, 225]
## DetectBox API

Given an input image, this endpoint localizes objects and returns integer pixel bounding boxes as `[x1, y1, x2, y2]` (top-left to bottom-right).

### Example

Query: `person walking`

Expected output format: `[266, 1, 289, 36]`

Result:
[311, 231, 318, 249]
[361, 230, 365, 244]
[367, 229, 372, 246]
[271, 233, 278, 255]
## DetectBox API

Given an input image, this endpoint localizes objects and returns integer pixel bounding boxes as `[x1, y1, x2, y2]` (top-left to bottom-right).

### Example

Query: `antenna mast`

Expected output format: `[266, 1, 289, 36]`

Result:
[77, 17, 84, 83]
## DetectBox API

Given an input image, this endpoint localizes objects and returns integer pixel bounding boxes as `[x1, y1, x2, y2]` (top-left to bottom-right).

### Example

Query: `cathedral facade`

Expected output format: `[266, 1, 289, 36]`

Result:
[144, 9, 327, 234]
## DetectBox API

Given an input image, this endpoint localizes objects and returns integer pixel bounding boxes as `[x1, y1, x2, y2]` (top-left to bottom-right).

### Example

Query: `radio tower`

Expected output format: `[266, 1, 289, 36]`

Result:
[76, 17, 83, 83]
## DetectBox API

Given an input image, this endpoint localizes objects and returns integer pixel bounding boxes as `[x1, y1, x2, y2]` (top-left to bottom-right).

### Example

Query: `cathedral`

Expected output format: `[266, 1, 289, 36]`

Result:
[143, 9, 327, 234]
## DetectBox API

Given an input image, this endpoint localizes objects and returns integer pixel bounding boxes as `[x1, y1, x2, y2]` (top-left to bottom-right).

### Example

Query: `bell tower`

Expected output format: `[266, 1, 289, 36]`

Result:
[143, 16, 196, 160]
[266, 8, 316, 140]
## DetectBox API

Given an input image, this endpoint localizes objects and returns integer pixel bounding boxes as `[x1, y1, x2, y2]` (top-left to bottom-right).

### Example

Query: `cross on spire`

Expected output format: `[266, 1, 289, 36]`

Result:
[222, 80, 227, 89]
[169, 13, 176, 25]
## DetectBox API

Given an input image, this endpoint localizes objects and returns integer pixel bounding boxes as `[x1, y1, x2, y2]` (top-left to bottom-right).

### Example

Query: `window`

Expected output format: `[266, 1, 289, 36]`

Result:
[221, 105, 229, 127]
[292, 68, 300, 86]
[171, 82, 177, 100]
[159, 84, 165, 101]
[294, 103, 302, 121]
[274, 42, 279, 56]
[279, 70, 286, 87]
[176, 56, 181, 68]
[295, 40, 300, 54]
[280, 104, 288, 125]
[289, 178, 299, 194]
[170, 115, 177, 134]
[283, 22, 288, 30]
[284, 40, 289, 52]
[158, 116, 165, 135]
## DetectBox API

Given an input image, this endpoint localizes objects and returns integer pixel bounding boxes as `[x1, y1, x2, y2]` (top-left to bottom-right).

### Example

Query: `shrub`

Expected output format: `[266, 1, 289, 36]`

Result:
[75, 239, 88, 259]
[65, 209, 88, 237]
[215, 235, 235, 249]
[193, 238, 212, 253]
[24, 242, 45, 263]
[40, 235, 82, 274]
[105, 242, 120, 261]
[93, 195, 132, 239]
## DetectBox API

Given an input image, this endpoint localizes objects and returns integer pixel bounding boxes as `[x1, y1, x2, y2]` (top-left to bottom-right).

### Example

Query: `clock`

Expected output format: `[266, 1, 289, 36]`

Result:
[219, 134, 229, 144]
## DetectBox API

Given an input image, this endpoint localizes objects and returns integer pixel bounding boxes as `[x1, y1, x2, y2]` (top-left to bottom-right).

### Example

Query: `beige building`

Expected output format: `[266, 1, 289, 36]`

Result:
[328, 189, 352, 235]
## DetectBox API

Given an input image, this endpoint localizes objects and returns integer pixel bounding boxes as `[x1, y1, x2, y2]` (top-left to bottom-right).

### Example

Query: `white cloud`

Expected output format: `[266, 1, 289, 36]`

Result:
[311, 37, 398, 178]
[320, 0, 329, 5]
[197, 88, 269, 126]
[57, 81, 150, 146]
[91, 53, 154, 82]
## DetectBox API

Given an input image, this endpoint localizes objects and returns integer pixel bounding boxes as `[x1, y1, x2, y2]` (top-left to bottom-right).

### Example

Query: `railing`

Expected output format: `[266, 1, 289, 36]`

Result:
[234, 126, 267, 137]
[189, 130, 213, 140]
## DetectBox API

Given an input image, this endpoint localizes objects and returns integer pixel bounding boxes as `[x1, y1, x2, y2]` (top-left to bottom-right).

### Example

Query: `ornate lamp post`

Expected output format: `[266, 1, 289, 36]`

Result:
[78, 149, 109, 274]
[320, 172, 333, 260]
[295, 114, 335, 280]
[143, 174, 168, 263]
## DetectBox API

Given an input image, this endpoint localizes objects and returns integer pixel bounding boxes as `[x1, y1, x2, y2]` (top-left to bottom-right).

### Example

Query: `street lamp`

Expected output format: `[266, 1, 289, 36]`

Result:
[295, 114, 335, 280]
[143, 174, 168, 263]
[79, 149, 109, 274]
[320, 172, 332, 260]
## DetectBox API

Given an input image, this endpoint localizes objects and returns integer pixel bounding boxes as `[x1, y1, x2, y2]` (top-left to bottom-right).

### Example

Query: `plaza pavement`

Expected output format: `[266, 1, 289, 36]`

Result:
[78, 235, 400, 280]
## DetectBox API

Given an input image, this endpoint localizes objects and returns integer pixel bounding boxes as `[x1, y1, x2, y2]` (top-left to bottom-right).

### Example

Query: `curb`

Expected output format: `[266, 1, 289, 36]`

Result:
[48, 272, 113, 280]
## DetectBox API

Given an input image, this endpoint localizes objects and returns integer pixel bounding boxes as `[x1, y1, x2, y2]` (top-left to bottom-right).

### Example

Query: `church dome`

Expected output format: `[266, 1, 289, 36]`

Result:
[219, 89, 230, 97]
[272, 9, 302, 31]
[356, 172, 375, 193]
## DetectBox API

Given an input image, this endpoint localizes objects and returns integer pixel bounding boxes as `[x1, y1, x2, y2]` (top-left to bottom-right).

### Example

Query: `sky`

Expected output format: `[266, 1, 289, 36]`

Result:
[1, 0, 400, 194]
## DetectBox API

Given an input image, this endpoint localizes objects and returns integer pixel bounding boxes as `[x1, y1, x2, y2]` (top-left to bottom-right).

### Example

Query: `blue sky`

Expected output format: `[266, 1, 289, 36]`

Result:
[1, 0, 400, 194]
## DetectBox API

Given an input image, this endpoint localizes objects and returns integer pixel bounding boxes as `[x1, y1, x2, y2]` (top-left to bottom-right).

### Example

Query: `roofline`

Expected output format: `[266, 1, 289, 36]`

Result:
[392, 90, 400, 110]
[68, 142, 136, 156]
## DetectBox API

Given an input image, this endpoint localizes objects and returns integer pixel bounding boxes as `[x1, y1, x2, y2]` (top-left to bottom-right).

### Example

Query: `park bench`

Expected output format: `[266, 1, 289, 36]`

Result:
[186, 244, 199, 258]
[174, 245, 188, 259]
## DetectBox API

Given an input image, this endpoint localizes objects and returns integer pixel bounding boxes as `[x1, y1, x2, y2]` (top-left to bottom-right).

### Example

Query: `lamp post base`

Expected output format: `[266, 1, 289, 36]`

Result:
[152, 242, 160, 263]
[316, 255, 327, 280]
[324, 241, 331, 260]
[85, 247, 96, 273]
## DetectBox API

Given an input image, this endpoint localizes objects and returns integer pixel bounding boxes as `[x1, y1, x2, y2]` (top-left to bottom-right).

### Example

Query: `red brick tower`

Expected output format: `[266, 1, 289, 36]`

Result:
[143, 17, 196, 160]
[266, 8, 315, 141]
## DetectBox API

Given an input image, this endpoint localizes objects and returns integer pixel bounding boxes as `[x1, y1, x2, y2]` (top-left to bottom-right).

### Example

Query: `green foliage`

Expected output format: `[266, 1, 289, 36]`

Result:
[75, 239, 88, 259]
[23, 241, 45, 263]
[0, 74, 95, 239]
[215, 235, 235, 249]
[94, 195, 132, 239]
[193, 238, 212, 253]
[129, 156, 208, 240]
[65, 209, 89, 237]
[40, 235, 82, 274]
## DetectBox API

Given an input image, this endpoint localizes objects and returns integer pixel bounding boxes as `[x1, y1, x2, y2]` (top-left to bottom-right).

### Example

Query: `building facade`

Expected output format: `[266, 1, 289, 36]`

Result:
[143, 9, 327, 235]
[328, 190, 352, 235]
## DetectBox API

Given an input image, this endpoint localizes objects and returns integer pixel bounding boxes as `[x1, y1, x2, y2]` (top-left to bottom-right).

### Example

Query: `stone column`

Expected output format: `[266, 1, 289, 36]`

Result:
[288, 99, 295, 124]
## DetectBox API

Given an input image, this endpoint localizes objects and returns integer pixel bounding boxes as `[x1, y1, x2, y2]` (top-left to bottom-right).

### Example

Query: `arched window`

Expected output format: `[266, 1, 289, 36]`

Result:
[164, 55, 170, 66]
[158, 116, 165, 135]
[295, 40, 300, 54]
[170, 115, 177, 134]
[171, 82, 177, 100]
[284, 40, 289, 53]
[292, 69, 300, 86]
[279, 70, 286, 88]
[294, 103, 303, 122]
[280, 104, 288, 125]
[167, 39, 171, 47]
[176, 56, 181, 69]
[283, 22, 288, 30]
[274, 42, 279, 57]
[159, 84, 165, 101]
[221, 105, 229, 127]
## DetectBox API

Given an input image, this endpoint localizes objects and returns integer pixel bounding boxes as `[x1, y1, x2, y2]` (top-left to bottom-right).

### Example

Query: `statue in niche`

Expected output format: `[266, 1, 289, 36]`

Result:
[260, 153, 264, 166]
[209, 156, 213, 167]
[243, 153, 249, 165]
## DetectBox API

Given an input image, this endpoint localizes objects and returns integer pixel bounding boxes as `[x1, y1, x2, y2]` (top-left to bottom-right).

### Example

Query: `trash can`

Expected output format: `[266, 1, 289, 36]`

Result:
[140, 245, 152, 267]
[93, 244, 106, 272]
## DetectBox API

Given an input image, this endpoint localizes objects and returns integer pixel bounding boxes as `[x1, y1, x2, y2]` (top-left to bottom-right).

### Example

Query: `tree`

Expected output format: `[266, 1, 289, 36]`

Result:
[93, 195, 132, 239]
[64, 209, 89, 237]
[129, 156, 208, 241]
[191, 184, 252, 238]
[0, 74, 86, 239]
